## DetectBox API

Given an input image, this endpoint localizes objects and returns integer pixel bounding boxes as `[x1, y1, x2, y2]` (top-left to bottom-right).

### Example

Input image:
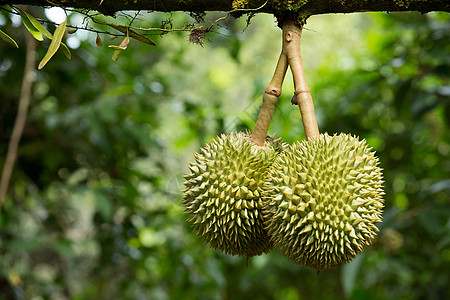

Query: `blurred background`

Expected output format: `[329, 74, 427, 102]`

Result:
[0, 8, 449, 300]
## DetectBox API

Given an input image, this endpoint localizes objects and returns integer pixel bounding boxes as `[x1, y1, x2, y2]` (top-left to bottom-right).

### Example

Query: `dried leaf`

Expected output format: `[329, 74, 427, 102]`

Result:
[38, 18, 67, 69]
[108, 45, 125, 51]
[0, 29, 18, 48]
[119, 35, 130, 49]
[96, 33, 103, 47]
[109, 34, 130, 62]
[108, 35, 129, 51]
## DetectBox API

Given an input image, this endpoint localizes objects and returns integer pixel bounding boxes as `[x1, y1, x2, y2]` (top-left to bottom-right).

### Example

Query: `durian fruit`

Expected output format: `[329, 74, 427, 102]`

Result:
[183, 131, 286, 257]
[263, 133, 384, 270]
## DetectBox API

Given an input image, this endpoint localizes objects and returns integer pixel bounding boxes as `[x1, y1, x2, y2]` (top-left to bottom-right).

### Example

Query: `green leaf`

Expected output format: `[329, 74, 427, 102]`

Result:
[128, 30, 156, 46]
[20, 9, 52, 39]
[0, 29, 18, 48]
[67, 28, 77, 34]
[60, 42, 72, 60]
[20, 12, 44, 41]
[18, 10, 70, 60]
[108, 24, 156, 46]
[111, 49, 123, 62]
[38, 17, 67, 70]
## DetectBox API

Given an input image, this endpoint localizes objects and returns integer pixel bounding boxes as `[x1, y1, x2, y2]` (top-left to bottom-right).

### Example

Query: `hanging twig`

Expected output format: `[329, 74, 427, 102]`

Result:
[0, 19, 37, 210]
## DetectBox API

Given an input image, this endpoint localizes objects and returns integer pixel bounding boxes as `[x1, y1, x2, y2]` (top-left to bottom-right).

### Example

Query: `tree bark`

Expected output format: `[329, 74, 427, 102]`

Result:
[1, 0, 449, 20]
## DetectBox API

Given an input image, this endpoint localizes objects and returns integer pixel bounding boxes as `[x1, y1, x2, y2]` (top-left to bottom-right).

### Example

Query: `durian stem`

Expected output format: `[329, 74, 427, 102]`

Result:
[250, 49, 288, 146]
[283, 22, 320, 140]
[250, 21, 319, 144]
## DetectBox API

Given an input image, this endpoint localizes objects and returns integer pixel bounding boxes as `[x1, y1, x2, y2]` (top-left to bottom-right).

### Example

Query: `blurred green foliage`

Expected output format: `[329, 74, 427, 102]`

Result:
[0, 8, 449, 300]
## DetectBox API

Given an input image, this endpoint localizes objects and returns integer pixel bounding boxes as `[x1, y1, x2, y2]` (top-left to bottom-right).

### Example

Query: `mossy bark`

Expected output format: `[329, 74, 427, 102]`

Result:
[2, 0, 449, 19]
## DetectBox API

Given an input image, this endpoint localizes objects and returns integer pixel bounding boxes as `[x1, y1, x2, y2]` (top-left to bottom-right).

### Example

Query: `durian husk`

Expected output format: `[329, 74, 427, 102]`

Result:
[183, 131, 286, 257]
[263, 133, 384, 269]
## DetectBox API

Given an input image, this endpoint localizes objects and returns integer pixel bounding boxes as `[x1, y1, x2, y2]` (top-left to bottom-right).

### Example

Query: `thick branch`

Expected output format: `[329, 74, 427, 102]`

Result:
[1, 0, 448, 18]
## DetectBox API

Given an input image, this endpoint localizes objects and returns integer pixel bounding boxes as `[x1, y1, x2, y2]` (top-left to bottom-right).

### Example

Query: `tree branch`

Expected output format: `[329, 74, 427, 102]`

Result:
[1, 0, 449, 19]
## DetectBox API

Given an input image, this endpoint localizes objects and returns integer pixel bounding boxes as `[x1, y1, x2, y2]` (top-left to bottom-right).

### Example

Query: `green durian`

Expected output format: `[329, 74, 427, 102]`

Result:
[263, 133, 384, 270]
[183, 131, 286, 257]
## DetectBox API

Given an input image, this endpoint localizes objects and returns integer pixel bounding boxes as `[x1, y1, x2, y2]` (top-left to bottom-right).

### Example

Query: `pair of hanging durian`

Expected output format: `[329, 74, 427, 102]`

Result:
[182, 22, 384, 270]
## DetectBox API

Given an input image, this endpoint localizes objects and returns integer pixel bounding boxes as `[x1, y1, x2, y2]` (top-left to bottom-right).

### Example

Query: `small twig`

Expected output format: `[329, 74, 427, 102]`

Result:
[130, 10, 140, 24]
[211, 0, 269, 29]
[0, 19, 37, 210]
[120, 24, 204, 33]
[233, 0, 269, 13]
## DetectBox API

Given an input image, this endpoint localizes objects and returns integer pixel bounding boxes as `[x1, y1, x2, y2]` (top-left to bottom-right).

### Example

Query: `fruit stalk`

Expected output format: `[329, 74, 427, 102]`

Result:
[283, 22, 320, 139]
[250, 38, 288, 146]
[250, 21, 319, 145]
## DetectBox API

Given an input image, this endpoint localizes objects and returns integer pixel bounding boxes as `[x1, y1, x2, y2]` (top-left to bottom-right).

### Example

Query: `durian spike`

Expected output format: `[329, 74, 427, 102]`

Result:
[250, 42, 288, 146]
[283, 22, 320, 140]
